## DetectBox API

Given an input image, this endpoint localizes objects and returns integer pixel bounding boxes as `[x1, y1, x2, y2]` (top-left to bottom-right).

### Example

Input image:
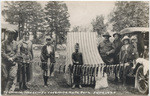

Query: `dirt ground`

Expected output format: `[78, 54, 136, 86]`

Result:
[9, 46, 143, 95]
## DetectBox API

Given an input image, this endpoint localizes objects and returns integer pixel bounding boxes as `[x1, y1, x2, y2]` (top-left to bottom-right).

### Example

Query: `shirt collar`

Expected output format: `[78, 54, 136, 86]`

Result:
[104, 39, 110, 43]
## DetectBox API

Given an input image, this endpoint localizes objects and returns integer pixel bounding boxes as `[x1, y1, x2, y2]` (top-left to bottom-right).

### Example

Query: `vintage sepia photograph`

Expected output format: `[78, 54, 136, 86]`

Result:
[1, 1, 149, 95]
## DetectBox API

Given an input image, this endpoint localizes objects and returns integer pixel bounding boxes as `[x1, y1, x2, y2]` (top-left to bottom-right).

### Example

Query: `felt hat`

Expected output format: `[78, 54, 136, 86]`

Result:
[45, 36, 51, 41]
[113, 32, 121, 37]
[103, 32, 111, 37]
[131, 36, 137, 40]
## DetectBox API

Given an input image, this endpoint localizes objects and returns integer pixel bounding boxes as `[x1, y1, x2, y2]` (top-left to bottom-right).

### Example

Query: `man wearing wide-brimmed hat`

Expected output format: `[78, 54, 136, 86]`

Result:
[40, 36, 55, 87]
[112, 32, 122, 82]
[17, 34, 33, 90]
[113, 32, 122, 63]
[130, 35, 139, 60]
[98, 32, 115, 65]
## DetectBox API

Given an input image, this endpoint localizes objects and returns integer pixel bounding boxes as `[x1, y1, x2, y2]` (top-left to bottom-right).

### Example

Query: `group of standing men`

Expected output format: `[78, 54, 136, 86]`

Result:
[2, 33, 33, 93]
[1, 31, 140, 93]
[98, 32, 139, 83]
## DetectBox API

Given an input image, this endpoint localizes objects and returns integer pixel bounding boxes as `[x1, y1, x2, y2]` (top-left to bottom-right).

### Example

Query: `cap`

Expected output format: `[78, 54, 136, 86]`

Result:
[122, 36, 130, 42]
[45, 36, 51, 41]
[75, 43, 79, 49]
[131, 36, 137, 40]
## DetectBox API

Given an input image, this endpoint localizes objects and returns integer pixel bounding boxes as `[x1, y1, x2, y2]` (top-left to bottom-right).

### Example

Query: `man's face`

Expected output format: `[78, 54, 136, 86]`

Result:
[114, 34, 119, 40]
[46, 39, 52, 45]
[23, 35, 29, 41]
[104, 36, 109, 41]
[25, 36, 29, 41]
[75, 48, 79, 52]
[131, 39, 136, 43]
[124, 39, 129, 44]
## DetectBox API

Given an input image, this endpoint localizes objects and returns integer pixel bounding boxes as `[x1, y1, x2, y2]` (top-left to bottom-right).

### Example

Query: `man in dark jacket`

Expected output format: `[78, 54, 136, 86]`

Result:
[113, 32, 122, 82]
[113, 32, 122, 64]
[40, 36, 55, 87]
[72, 43, 83, 89]
[98, 32, 115, 65]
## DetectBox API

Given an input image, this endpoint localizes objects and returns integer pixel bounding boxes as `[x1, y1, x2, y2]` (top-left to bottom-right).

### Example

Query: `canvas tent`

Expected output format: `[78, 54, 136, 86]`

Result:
[1, 16, 18, 32]
[66, 32, 104, 66]
[2, 23, 18, 32]
[1, 17, 18, 41]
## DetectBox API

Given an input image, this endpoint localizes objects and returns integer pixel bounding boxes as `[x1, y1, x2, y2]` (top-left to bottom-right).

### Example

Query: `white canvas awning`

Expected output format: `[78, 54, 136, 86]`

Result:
[1, 16, 18, 32]
[66, 32, 104, 65]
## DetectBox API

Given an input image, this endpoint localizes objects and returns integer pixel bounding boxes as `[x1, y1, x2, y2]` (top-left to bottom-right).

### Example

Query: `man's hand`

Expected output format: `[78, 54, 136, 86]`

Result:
[76, 61, 79, 64]
[8, 58, 13, 61]
[106, 52, 110, 55]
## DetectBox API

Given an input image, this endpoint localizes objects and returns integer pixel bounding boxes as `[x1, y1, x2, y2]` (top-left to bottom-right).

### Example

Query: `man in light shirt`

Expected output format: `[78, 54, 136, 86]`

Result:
[40, 36, 55, 87]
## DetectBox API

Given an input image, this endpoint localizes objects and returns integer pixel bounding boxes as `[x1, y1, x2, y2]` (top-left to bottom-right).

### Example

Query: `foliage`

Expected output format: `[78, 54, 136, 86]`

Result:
[2, 1, 44, 39]
[109, 1, 149, 32]
[72, 26, 80, 32]
[44, 1, 70, 44]
[91, 15, 107, 35]
[71, 26, 91, 32]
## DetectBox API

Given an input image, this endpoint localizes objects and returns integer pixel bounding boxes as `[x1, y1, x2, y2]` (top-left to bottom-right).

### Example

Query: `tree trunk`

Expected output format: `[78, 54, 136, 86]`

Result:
[18, 22, 21, 40]
[33, 31, 37, 39]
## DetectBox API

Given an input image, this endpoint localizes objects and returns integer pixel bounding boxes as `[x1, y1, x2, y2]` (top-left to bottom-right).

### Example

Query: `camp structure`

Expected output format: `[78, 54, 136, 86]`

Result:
[63, 32, 108, 87]
[1, 17, 18, 41]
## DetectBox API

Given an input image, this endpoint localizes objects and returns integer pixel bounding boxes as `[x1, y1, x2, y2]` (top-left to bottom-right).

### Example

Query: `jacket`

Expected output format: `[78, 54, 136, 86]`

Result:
[119, 44, 133, 63]
[98, 40, 115, 64]
[40, 45, 55, 63]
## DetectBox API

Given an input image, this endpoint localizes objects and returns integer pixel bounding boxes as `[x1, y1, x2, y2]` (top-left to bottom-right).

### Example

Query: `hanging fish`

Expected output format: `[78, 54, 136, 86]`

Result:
[85, 65, 89, 85]
[81, 65, 85, 84]
[96, 65, 99, 77]
[84, 66, 87, 84]
[59, 65, 62, 73]
[63, 65, 66, 73]
[93, 64, 97, 85]
[92, 65, 95, 85]
[89, 65, 93, 85]
[87, 65, 89, 85]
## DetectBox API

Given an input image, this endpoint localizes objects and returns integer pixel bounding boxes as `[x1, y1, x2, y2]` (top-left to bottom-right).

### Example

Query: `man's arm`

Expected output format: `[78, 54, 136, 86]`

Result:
[2, 41, 10, 59]
[80, 53, 83, 65]
[30, 42, 34, 60]
[98, 44, 101, 54]
[52, 46, 56, 63]
[72, 53, 75, 64]
[40, 46, 45, 61]
[107, 43, 115, 55]
[119, 47, 123, 63]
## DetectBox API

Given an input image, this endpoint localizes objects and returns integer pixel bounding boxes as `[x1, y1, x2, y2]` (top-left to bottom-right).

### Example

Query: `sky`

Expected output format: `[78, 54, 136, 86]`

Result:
[39, 1, 115, 30]
[65, 1, 115, 29]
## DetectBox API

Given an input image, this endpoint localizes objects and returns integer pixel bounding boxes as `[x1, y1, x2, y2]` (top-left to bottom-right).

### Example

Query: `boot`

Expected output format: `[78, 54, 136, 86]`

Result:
[23, 83, 29, 90]
[114, 77, 118, 82]
[43, 76, 48, 86]
[79, 85, 82, 89]
[19, 82, 23, 90]
[72, 84, 75, 89]
[45, 76, 48, 86]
